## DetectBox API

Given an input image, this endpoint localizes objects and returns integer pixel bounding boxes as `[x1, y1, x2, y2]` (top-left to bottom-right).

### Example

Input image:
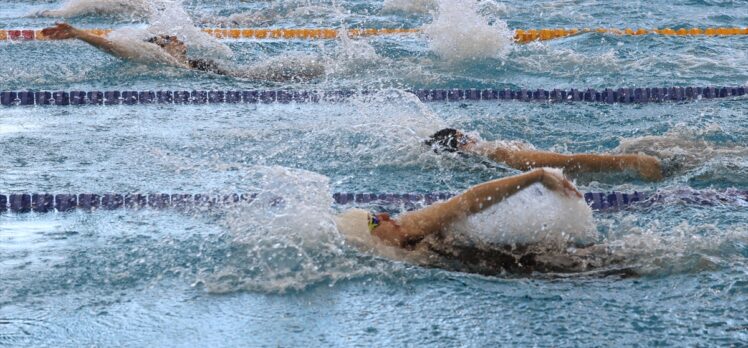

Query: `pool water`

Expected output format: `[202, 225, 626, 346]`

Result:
[1, 0, 747, 346]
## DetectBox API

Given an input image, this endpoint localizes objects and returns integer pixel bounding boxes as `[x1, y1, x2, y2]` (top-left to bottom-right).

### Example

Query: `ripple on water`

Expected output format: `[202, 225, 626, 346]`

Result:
[0, 317, 66, 347]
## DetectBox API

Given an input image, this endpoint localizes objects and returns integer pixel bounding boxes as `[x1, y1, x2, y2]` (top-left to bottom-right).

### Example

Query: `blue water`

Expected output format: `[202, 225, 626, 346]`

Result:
[1, 0, 747, 346]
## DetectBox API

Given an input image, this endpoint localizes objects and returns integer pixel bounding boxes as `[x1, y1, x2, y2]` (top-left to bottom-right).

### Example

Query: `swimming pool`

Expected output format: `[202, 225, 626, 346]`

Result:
[1, 0, 748, 346]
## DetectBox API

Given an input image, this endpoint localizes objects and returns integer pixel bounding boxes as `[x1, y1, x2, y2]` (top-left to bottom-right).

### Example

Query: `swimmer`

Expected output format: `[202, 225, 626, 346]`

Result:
[41, 22, 325, 82]
[336, 168, 623, 275]
[425, 128, 664, 181]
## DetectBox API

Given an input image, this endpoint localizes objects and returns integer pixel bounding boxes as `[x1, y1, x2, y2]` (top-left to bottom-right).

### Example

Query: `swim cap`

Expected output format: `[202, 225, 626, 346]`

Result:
[334, 208, 370, 238]
[425, 128, 460, 152]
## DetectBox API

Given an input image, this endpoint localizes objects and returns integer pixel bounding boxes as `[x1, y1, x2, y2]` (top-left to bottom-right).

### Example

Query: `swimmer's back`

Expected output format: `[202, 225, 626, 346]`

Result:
[419, 235, 624, 275]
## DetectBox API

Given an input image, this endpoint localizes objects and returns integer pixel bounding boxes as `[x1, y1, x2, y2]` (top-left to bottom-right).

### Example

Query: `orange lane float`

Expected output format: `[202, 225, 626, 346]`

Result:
[1, 27, 746, 43]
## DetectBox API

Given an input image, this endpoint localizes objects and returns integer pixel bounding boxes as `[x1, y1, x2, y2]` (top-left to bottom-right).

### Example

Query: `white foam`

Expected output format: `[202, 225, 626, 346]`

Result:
[423, 0, 513, 63]
[49, 0, 234, 62]
[602, 218, 748, 275]
[476, 1, 509, 18]
[106, 28, 186, 66]
[205, 4, 339, 26]
[0, 124, 39, 136]
[343, 89, 455, 168]
[335, 29, 383, 64]
[383, 0, 509, 16]
[615, 124, 748, 172]
[448, 181, 597, 248]
[194, 166, 377, 293]
[26, 0, 234, 66]
[382, 0, 437, 14]
[227, 166, 336, 246]
[144, 1, 233, 59]
[512, 43, 621, 77]
[316, 29, 390, 80]
[29, 0, 153, 19]
[234, 54, 326, 82]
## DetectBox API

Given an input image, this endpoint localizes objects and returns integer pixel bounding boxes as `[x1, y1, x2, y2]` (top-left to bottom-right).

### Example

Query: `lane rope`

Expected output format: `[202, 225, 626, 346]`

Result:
[2, 27, 748, 43]
[1, 190, 746, 214]
[1, 86, 745, 107]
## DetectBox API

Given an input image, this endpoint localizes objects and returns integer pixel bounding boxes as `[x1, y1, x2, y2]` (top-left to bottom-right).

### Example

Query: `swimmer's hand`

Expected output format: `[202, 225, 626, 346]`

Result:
[42, 22, 80, 40]
[636, 155, 664, 181]
[538, 168, 582, 198]
[41, 22, 124, 60]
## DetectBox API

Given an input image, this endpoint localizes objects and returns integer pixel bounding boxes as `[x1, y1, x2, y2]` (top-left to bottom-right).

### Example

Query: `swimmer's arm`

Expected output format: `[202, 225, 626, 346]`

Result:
[42, 23, 133, 60]
[465, 143, 663, 181]
[396, 168, 578, 241]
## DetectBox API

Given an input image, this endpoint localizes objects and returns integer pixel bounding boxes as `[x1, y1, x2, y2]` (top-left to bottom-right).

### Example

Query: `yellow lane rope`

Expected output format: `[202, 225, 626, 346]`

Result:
[2, 27, 747, 43]
[514, 27, 748, 43]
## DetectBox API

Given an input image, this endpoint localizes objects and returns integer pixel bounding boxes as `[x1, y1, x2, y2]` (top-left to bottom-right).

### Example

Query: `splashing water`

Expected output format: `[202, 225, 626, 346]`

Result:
[195, 166, 373, 293]
[512, 44, 622, 78]
[383, 0, 508, 16]
[203, 2, 340, 27]
[201, 11, 274, 27]
[422, 0, 513, 63]
[52, 0, 234, 62]
[321, 29, 390, 80]
[144, 0, 233, 59]
[476, 1, 510, 18]
[449, 179, 597, 248]
[105, 28, 187, 66]
[29, 0, 154, 19]
[194, 164, 595, 290]
[233, 54, 326, 82]
[615, 124, 748, 175]
[382, 0, 437, 14]
[343, 89, 452, 168]
[226, 166, 336, 247]
[101, 0, 331, 79]
[602, 216, 748, 276]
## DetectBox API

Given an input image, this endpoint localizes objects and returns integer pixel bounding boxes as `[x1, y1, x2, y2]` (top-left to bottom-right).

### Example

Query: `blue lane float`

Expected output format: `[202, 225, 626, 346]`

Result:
[1, 86, 745, 107]
[0, 190, 746, 214]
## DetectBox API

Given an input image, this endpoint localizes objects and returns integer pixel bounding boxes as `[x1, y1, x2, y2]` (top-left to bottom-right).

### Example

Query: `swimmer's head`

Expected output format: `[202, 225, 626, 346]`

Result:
[425, 128, 474, 153]
[366, 212, 408, 248]
[147, 35, 178, 46]
[147, 35, 187, 57]
[336, 209, 393, 242]
[335, 209, 405, 250]
[368, 212, 392, 232]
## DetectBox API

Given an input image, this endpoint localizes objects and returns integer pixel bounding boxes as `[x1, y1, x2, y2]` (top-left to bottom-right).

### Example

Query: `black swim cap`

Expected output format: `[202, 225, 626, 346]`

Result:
[425, 128, 460, 152]
[147, 35, 178, 47]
